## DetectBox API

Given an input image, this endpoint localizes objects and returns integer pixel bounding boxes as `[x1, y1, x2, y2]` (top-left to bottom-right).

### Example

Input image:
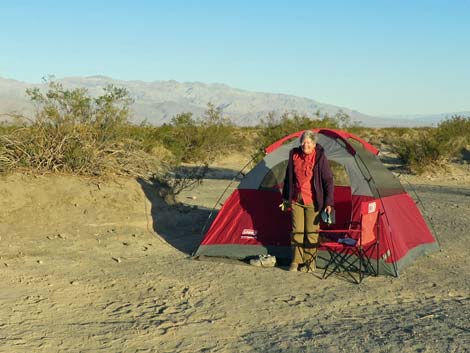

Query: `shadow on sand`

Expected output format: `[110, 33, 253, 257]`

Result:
[461, 148, 470, 161]
[404, 183, 470, 197]
[172, 165, 244, 181]
[137, 177, 217, 256]
[379, 154, 409, 173]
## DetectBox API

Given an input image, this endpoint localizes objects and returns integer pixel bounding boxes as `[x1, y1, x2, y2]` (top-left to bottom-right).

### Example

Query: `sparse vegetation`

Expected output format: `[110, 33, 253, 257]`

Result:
[155, 103, 239, 165]
[388, 116, 470, 173]
[1, 82, 469, 187]
[0, 80, 144, 175]
[149, 104, 240, 201]
[0, 83, 240, 198]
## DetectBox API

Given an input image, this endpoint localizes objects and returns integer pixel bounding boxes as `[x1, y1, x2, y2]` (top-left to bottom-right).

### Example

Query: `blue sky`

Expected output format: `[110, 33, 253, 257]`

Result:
[1, 0, 469, 116]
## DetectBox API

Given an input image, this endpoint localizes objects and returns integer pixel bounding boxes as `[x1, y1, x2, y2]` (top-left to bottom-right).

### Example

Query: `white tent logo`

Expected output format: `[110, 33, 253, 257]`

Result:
[241, 229, 258, 239]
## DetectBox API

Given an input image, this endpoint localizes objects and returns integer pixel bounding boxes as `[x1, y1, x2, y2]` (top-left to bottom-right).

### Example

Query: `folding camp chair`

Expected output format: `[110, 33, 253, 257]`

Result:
[319, 200, 380, 284]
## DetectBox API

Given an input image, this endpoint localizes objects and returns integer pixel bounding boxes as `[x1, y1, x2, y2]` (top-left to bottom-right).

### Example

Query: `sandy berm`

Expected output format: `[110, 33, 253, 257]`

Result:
[1, 153, 469, 353]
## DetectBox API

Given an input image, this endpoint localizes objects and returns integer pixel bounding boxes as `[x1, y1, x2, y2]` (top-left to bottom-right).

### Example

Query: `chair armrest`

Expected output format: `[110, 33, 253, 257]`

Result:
[319, 229, 360, 233]
[319, 228, 361, 243]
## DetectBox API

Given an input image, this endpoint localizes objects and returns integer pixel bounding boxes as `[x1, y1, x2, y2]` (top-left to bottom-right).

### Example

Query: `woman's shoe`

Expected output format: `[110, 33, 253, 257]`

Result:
[299, 262, 316, 273]
[249, 254, 276, 267]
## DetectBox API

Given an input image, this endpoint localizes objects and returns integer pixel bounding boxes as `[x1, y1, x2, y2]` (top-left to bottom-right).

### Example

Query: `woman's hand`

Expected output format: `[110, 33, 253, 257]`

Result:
[324, 205, 332, 214]
[279, 200, 291, 212]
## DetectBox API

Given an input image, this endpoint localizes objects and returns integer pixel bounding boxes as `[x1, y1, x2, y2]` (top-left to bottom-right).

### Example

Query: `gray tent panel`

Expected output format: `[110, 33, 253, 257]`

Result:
[240, 133, 374, 197]
[238, 143, 292, 190]
[349, 140, 405, 198]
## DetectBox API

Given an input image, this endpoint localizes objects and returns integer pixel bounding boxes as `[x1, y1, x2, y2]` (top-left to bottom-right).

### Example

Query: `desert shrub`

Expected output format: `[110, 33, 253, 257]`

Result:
[146, 104, 240, 200]
[388, 116, 470, 173]
[149, 164, 210, 204]
[390, 130, 443, 173]
[156, 104, 238, 164]
[378, 127, 419, 152]
[434, 115, 470, 159]
[356, 128, 383, 147]
[0, 80, 152, 175]
[26, 80, 133, 142]
[383, 127, 415, 138]
[0, 121, 20, 135]
[1, 83, 247, 199]
[436, 115, 470, 137]
[198, 103, 240, 161]
[118, 123, 170, 157]
[157, 113, 200, 163]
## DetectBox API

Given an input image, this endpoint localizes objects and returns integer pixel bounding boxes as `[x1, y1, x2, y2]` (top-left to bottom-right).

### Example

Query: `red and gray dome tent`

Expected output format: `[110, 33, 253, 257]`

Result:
[193, 128, 439, 276]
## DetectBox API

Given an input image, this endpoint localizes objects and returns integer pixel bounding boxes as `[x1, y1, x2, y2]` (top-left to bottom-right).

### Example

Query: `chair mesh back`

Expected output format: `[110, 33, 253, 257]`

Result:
[360, 201, 379, 245]
[361, 211, 378, 245]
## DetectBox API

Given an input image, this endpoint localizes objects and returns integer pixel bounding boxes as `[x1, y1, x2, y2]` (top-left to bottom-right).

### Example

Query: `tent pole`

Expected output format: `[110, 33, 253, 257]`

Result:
[191, 156, 257, 257]
[355, 153, 399, 277]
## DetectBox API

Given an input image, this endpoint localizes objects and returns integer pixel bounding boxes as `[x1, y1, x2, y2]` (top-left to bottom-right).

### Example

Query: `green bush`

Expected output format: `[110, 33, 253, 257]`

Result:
[388, 115, 470, 173]
[0, 80, 143, 174]
[144, 104, 241, 200]
[156, 103, 239, 164]
[116, 123, 161, 154]
[390, 130, 442, 173]
[434, 115, 470, 159]
[0, 89, 240, 196]
[4, 80, 467, 182]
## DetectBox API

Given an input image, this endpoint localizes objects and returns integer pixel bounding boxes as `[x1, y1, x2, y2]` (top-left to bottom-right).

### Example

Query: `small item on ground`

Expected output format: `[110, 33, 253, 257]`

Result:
[249, 254, 276, 267]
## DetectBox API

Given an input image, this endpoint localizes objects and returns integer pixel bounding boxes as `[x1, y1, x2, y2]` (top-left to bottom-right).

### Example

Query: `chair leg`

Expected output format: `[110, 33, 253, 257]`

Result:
[376, 241, 380, 276]
[322, 250, 344, 279]
[322, 248, 362, 284]
[362, 242, 379, 277]
[322, 249, 346, 279]
[358, 247, 363, 283]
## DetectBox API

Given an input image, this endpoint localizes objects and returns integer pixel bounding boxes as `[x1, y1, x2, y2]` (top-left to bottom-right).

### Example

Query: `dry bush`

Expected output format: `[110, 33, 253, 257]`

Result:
[0, 80, 163, 177]
[155, 104, 239, 164]
[0, 85, 238, 198]
[385, 116, 470, 174]
[390, 131, 443, 174]
[146, 104, 240, 200]
[0, 125, 165, 178]
[4, 124, 99, 173]
[434, 115, 470, 160]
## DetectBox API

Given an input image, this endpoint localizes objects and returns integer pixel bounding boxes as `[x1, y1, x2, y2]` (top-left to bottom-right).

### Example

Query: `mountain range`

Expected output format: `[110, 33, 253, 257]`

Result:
[0, 75, 468, 127]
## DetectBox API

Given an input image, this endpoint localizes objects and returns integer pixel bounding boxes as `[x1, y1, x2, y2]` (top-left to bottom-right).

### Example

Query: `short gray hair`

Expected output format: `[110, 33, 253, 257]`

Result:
[300, 130, 318, 144]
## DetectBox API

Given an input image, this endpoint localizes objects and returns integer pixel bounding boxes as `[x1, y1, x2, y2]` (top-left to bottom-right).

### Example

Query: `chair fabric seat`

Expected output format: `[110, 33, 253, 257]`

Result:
[320, 242, 358, 252]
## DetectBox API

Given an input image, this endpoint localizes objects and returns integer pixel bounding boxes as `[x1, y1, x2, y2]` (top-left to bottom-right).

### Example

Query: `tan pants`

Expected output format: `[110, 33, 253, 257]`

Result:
[291, 202, 320, 267]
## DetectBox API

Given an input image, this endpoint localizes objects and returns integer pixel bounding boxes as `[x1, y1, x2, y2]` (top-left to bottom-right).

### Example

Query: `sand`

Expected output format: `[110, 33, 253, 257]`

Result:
[1, 154, 469, 353]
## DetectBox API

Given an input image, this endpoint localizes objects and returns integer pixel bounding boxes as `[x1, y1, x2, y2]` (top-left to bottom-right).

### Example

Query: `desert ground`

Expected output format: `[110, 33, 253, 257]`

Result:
[1, 153, 469, 353]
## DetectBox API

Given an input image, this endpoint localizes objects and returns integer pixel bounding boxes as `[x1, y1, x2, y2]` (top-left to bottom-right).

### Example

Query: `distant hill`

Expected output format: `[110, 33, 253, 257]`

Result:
[1, 75, 467, 127]
[0, 77, 33, 120]
[0, 76, 374, 126]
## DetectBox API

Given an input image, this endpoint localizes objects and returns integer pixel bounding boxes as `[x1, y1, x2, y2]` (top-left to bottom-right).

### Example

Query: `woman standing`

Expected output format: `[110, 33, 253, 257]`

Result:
[281, 130, 334, 272]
